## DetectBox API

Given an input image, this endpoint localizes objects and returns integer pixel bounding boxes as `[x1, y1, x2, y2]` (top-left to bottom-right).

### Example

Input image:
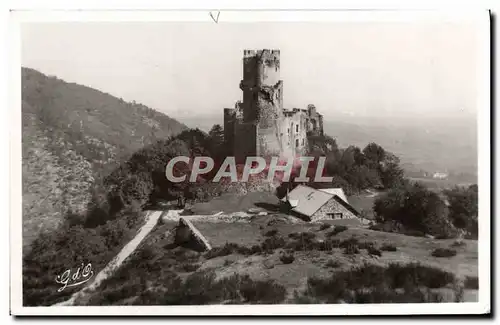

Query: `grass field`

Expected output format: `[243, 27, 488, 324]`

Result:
[80, 191, 478, 305]
[190, 191, 280, 215]
[85, 215, 478, 305]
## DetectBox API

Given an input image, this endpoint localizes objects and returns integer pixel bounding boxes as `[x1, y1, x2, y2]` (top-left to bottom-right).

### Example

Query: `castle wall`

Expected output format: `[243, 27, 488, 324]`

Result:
[234, 122, 257, 163]
[281, 110, 308, 158]
[306, 104, 324, 136]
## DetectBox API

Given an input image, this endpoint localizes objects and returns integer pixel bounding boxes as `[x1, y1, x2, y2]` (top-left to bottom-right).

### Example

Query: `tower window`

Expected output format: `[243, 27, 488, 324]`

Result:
[296, 124, 299, 133]
[295, 139, 299, 148]
[302, 138, 304, 146]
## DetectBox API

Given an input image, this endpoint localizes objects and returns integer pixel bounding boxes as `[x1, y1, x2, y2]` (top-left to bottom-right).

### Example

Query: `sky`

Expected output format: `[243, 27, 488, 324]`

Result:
[21, 21, 479, 122]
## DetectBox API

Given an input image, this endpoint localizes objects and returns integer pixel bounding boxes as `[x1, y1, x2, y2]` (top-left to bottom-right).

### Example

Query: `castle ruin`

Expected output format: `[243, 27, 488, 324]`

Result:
[224, 49, 324, 162]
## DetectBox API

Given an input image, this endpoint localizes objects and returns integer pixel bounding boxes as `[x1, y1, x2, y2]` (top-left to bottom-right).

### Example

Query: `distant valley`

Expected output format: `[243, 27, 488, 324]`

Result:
[179, 112, 478, 183]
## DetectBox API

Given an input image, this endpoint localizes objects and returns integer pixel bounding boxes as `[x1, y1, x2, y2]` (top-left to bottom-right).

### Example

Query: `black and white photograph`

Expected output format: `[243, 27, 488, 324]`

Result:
[10, 9, 491, 316]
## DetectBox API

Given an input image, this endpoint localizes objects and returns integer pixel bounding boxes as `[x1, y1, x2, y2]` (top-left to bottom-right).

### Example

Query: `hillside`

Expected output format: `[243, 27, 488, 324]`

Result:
[21, 67, 187, 247]
[73, 213, 478, 305]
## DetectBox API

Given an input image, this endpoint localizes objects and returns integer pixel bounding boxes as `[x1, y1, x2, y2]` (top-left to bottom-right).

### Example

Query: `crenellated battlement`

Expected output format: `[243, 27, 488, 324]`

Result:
[243, 49, 280, 69]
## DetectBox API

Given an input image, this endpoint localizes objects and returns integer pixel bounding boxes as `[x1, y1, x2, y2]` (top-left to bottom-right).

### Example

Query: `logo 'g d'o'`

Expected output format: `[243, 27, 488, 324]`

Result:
[55, 263, 94, 292]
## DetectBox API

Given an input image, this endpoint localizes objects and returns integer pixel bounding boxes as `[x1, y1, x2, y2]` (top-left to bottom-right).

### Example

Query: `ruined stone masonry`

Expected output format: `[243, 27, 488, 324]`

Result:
[224, 49, 324, 163]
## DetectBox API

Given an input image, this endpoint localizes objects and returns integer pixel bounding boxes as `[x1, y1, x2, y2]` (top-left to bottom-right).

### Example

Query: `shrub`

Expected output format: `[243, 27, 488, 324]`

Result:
[357, 241, 376, 250]
[249, 245, 263, 255]
[205, 243, 237, 259]
[431, 248, 457, 258]
[404, 230, 426, 237]
[367, 246, 382, 257]
[325, 259, 341, 268]
[279, 252, 295, 264]
[464, 276, 479, 289]
[180, 262, 200, 272]
[339, 237, 359, 248]
[319, 223, 331, 231]
[380, 244, 398, 252]
[264, 229, 278, 237]
[297, 262, 455, 303]
[261, 236, 287, 252]
[326, 225, 348, 237]
[369, 223, 385, 232]
[288, 231, 316, 241]
[386, 263, 455, 289]
[205, 242, 253, 259]
[343, 243, 360, 255]
[239, 276, 287, 304]
[335, 225, 348, 233]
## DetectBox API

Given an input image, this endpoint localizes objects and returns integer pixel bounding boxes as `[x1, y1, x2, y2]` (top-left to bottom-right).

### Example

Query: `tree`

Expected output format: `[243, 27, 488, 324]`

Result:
[379, 153, 405, 189]
[208, 124, 224, 147]
[208, 124, 227, 163]
[444, 185, 478, 232]
[374, 182, 450, 236]
[363, 142, 386, 165]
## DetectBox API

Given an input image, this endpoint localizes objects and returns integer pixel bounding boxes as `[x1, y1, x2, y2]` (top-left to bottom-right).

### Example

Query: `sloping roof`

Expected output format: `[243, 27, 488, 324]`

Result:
[282, 185, 360, 218]
[319, 188, 348, 204]
[330, 195, 361, 217]
[281, 185, 334, 218]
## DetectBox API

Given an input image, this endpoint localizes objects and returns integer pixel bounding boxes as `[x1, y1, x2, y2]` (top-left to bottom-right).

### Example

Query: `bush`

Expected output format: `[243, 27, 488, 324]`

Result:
[205, 242, 253, 259]
[343, 243, 360, 255]
[335, 225, 348, 233]
[180, 263, 200, 272]
[357, 241, 375, 250]
[326, 225, 348, 237]
[464, 276, 479, 289]
[261, 236, 287, 252]
[380, 244, 398, 252]
[297, 262, 455, 303]
[367, 246, 382, 257]
[319, 223, 331, 231]
[339, 237, 359, 248]
[404, 230, 426, 237]
[369, 223, 385, 232]
[431, 248, 457, 258]
[325, 259, 341, 268]
[249, 244, 263, 255]
[239, 276, 287, 304]
[288, 231, 316, 241]
[279, 252, 295, 264]
[264, 229, 278, 237]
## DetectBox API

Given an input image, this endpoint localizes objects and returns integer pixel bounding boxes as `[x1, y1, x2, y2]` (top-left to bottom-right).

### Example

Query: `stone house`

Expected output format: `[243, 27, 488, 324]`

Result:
[281, 185, 360, 222]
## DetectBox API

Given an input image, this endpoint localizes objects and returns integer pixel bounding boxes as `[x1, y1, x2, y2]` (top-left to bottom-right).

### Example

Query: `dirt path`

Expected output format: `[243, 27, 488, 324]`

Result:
[52, 210, 164, 306]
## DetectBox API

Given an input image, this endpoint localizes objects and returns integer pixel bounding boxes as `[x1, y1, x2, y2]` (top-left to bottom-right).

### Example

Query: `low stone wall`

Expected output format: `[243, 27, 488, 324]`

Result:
[174, 217, 212, 252]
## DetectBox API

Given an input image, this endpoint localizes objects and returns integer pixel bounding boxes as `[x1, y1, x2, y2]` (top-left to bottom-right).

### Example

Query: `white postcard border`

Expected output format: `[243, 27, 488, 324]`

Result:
[9, 9, 491, 316]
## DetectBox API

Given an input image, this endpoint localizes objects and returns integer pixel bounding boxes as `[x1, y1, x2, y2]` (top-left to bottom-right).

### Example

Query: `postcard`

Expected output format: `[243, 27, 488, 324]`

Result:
[10, 9, 491, 316]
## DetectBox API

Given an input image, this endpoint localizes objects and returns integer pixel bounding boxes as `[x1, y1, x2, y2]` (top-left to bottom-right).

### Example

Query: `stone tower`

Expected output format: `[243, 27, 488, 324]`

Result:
[234, 49, 284, 162]
[224, 50, 324, 163]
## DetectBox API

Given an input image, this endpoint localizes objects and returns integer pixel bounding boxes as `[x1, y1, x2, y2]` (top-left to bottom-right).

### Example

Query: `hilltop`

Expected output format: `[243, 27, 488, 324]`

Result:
[22, 67, 187, 247]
